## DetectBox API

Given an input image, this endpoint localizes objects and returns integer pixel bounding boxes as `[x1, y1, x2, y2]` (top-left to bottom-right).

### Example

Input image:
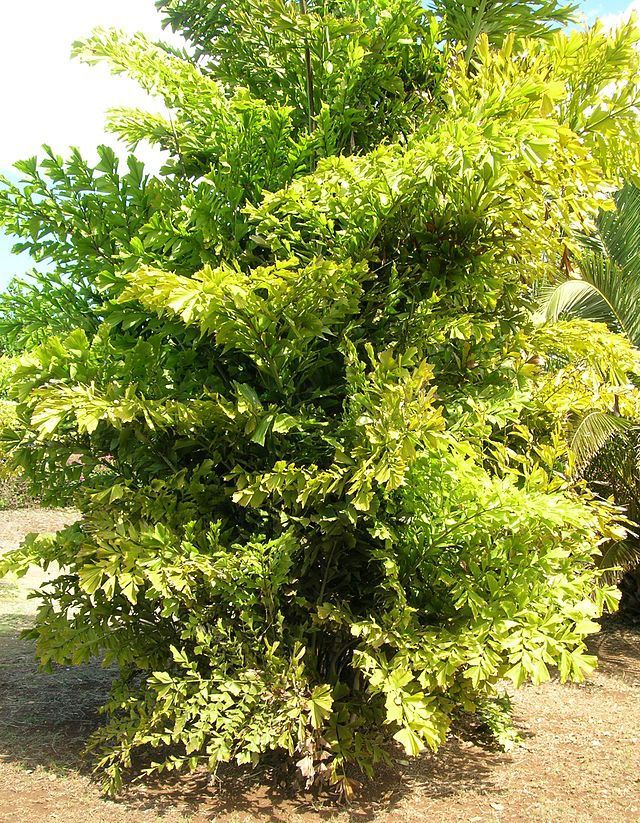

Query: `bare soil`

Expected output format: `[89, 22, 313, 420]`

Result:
[0, 508, 638, 823]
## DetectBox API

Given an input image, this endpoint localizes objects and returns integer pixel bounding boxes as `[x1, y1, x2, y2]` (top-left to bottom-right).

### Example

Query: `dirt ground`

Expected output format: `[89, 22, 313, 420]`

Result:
[0, 509, 638, 823]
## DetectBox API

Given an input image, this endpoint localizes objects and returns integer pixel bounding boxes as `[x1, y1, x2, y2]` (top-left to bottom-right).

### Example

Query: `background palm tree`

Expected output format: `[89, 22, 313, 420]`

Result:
[541, 184, 640, 613]
[543, 184, 640, 344]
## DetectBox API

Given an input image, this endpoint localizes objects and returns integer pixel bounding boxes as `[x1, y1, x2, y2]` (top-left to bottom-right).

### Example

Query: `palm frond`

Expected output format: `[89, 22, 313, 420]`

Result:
[579, 252, 640, 345]
[598, 539, 640, 585]
[540, 185, 640, 345]
[542, 186, 640, 585]
[540, 252, 640, 344]
[570, 411, 632, 476]
[598, 184, 640, 279]
[539, 274, 619, 327]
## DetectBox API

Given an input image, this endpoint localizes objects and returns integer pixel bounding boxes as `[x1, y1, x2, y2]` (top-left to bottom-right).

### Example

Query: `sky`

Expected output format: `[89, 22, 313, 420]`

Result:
[583, 1, 636, 24]
[0, 0, 637, 288]
[0, 0, 176, 288]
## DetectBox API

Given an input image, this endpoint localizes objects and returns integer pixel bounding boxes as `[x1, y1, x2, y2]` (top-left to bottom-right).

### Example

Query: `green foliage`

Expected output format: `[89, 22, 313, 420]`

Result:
[541, 185, 640, 345]
[0, 147, 164, 351]
[155, 0, 444, 153]
[431, 0, 577, 65]
[1, 0, 640, 798]
[588, 429, 640, 583]
[539, 182, 640, 580]
[0, 357, 34, 509]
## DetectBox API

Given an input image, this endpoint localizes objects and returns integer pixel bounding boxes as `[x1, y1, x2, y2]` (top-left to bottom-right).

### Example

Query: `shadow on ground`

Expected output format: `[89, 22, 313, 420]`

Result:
[588, 614, 640, 685]
[0, 599, 509, 822]
[118, 737, 510, 823]
[0, 613, 114, 774]
[0, 574, 638, 822]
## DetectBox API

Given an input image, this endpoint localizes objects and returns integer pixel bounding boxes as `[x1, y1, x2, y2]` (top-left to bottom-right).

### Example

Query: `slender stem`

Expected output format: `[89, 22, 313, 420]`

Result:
[300, 0, 316, 133]
[430, 501, 512, 550]
[317, 541, 337, 605]
[464, 0, 488, 71]
[581, 99, 640, 135]
[168, 111, 189, 181]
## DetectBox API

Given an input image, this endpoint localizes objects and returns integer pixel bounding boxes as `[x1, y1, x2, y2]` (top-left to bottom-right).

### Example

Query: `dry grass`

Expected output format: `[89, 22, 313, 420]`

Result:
[0, 508, 639, 823]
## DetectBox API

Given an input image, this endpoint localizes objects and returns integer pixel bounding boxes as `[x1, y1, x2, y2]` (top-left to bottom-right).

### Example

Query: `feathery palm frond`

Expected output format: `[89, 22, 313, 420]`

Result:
[540, 184, 640, 344]
[540, 186, 640, 589]
[598, 184, 640, 279]
[578, 253, 640, 343]
[540, 253, 640, 343]
[587, 430, 640, 584]
[570, 411, 633, 476]
[540, 269, 620, 329]
[598, 540, 640, 585]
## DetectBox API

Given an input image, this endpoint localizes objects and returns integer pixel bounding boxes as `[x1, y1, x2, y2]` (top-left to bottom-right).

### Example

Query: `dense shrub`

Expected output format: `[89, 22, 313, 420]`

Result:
[2, 0, 640, 796]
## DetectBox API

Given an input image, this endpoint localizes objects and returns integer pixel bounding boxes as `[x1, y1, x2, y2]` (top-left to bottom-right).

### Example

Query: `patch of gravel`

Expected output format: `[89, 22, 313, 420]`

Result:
[0, 508, 80, 614]
[0, 508, 79, 553]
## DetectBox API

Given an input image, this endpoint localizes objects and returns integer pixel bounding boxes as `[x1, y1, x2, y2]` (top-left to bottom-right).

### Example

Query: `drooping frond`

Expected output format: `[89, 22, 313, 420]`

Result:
[570, 411, 633, 476]
[598, 183, 640, 278]
[598, 540, 640, 584]
[540, 272, 620, 329]
[540, 191, 640, 344]
[579, 252, 640, 345]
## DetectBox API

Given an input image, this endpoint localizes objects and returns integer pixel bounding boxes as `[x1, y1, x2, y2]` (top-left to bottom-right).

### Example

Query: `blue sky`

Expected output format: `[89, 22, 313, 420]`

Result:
[0, 0, 172, 290]
[583, 1, 631, 19]
[0, 0, 636, 290]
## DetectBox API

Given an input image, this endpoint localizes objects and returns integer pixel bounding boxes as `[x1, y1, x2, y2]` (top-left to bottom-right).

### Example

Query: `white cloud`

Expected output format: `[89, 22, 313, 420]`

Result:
[0, 0, 179, 170]
[599, 1, 640, 30]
